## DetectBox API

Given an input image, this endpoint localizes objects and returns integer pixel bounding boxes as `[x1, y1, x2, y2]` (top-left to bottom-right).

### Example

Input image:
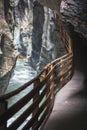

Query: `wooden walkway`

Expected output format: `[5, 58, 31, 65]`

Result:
[43, 70, 87, 130]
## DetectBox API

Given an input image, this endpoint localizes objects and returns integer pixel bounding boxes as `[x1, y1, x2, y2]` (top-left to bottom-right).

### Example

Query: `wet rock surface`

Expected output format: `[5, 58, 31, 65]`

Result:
[29, 1, 44, 66]
[13, 0, 33, 56]
[0, 0, 16, 95]
[38, 8, 66, 72]
[60, 0, 87, 39]
[38, 0, 87, 39]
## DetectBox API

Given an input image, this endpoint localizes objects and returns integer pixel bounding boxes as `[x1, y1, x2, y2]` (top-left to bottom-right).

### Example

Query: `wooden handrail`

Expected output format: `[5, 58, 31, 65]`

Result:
[44, 52, 72, 69]
[0, 52, 72, 101]
[55, 14, 72, 53]
[0, 52, 73, 130]
[0, 70, 45, 101]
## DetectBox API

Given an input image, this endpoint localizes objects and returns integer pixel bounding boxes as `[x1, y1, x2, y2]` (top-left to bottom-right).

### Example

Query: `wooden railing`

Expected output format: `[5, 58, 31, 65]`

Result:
[0, 52, 73, 130]
[55, 15, 72, 53]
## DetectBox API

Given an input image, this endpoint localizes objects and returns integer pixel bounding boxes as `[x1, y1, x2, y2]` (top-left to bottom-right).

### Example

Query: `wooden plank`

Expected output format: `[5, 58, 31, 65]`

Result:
[22, 79, 54, 130]
[54, 65, 72, 82]
[0, 70, 45, 101]
[55, 59, 72, 71]
[54, 69, 72, 94]
[32, 79, 40, 129]
[54, 66, 72, 85]
[0, 84, 41, 126]
[33, 107, 49, 130]
[7, 84, 49, 130]
[22, 87, 53, 130]
[0, 79, 34, 101]
[41, 54, 72, 87]
[0, 101, 7, 130]
[22, 103, 47, 130]
[51, 54, 72, 71]
[56, 14, 72, 53]
[40, 68, 54, 86]
[44, 52, 72, 69]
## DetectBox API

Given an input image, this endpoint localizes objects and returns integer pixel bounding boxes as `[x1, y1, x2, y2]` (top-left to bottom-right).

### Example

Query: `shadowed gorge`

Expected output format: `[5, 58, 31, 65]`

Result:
[0, 0, 87, 130]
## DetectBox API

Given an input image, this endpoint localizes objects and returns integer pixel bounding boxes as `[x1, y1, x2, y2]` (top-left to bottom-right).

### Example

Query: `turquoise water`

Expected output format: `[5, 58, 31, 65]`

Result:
[5, 58, 37, 128]
[6, 58, 37, 93]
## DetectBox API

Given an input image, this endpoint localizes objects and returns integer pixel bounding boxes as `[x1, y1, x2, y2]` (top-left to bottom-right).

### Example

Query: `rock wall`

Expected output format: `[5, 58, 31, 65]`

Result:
[28, 1, 44, 69]
[37, 0, 61, 14]
[9, 0, 67, 72]
[0, 0, 16, 95]
[38, 8, 66, 72]
[13, 0, 33, 57]
[60, 0, 87, 39]
[37, 0, 87, 39]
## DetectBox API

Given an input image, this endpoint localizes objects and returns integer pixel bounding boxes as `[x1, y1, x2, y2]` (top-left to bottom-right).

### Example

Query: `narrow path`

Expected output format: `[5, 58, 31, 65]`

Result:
[43, 71, 87, 130]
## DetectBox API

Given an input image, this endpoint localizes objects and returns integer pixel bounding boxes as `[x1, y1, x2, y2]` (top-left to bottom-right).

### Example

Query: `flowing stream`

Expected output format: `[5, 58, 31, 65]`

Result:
[5, 58, 37, 129]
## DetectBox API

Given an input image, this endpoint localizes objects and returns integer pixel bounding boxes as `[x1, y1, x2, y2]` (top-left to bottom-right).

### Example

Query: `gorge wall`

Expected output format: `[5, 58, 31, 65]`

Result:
[37, 0, 87, 39]
[0, 0, 16, 95]
[0, 0, 87, 95]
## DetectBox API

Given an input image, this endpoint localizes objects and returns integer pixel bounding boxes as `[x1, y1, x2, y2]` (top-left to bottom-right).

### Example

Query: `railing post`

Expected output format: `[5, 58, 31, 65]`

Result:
[46, 66, 54, 110]
[53, 62, 59, 91]
[45, 69, 51, 103]
[32, 78, 40, 129]
[0, 101, 7, 130]
[50, 65, 55, 104]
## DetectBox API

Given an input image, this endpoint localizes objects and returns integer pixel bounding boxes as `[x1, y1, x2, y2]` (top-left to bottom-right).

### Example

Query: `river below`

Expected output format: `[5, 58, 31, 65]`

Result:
[5, 58, 37, 129]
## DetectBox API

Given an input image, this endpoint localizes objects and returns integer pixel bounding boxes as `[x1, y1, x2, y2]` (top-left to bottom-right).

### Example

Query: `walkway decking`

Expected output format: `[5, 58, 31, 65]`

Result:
[43, 71, 87, 130]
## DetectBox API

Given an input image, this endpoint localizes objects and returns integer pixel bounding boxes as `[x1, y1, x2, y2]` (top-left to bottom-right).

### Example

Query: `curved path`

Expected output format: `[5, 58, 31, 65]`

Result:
[43, 38, 87, 130]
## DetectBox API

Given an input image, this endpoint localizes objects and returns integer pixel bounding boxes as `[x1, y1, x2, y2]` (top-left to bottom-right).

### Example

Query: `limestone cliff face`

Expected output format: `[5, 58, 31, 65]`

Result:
[28, 1, 44, 68]
[13, 0, 33, 56]
[60, 0, 87, 39]
[0, 0, 34, 95]
[37, 0, 61, 13]
[28, 2, 66, 71]
[0, 0, 16, 95]
[38, 8, 66, 72]
[38, 0, 87, 39]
